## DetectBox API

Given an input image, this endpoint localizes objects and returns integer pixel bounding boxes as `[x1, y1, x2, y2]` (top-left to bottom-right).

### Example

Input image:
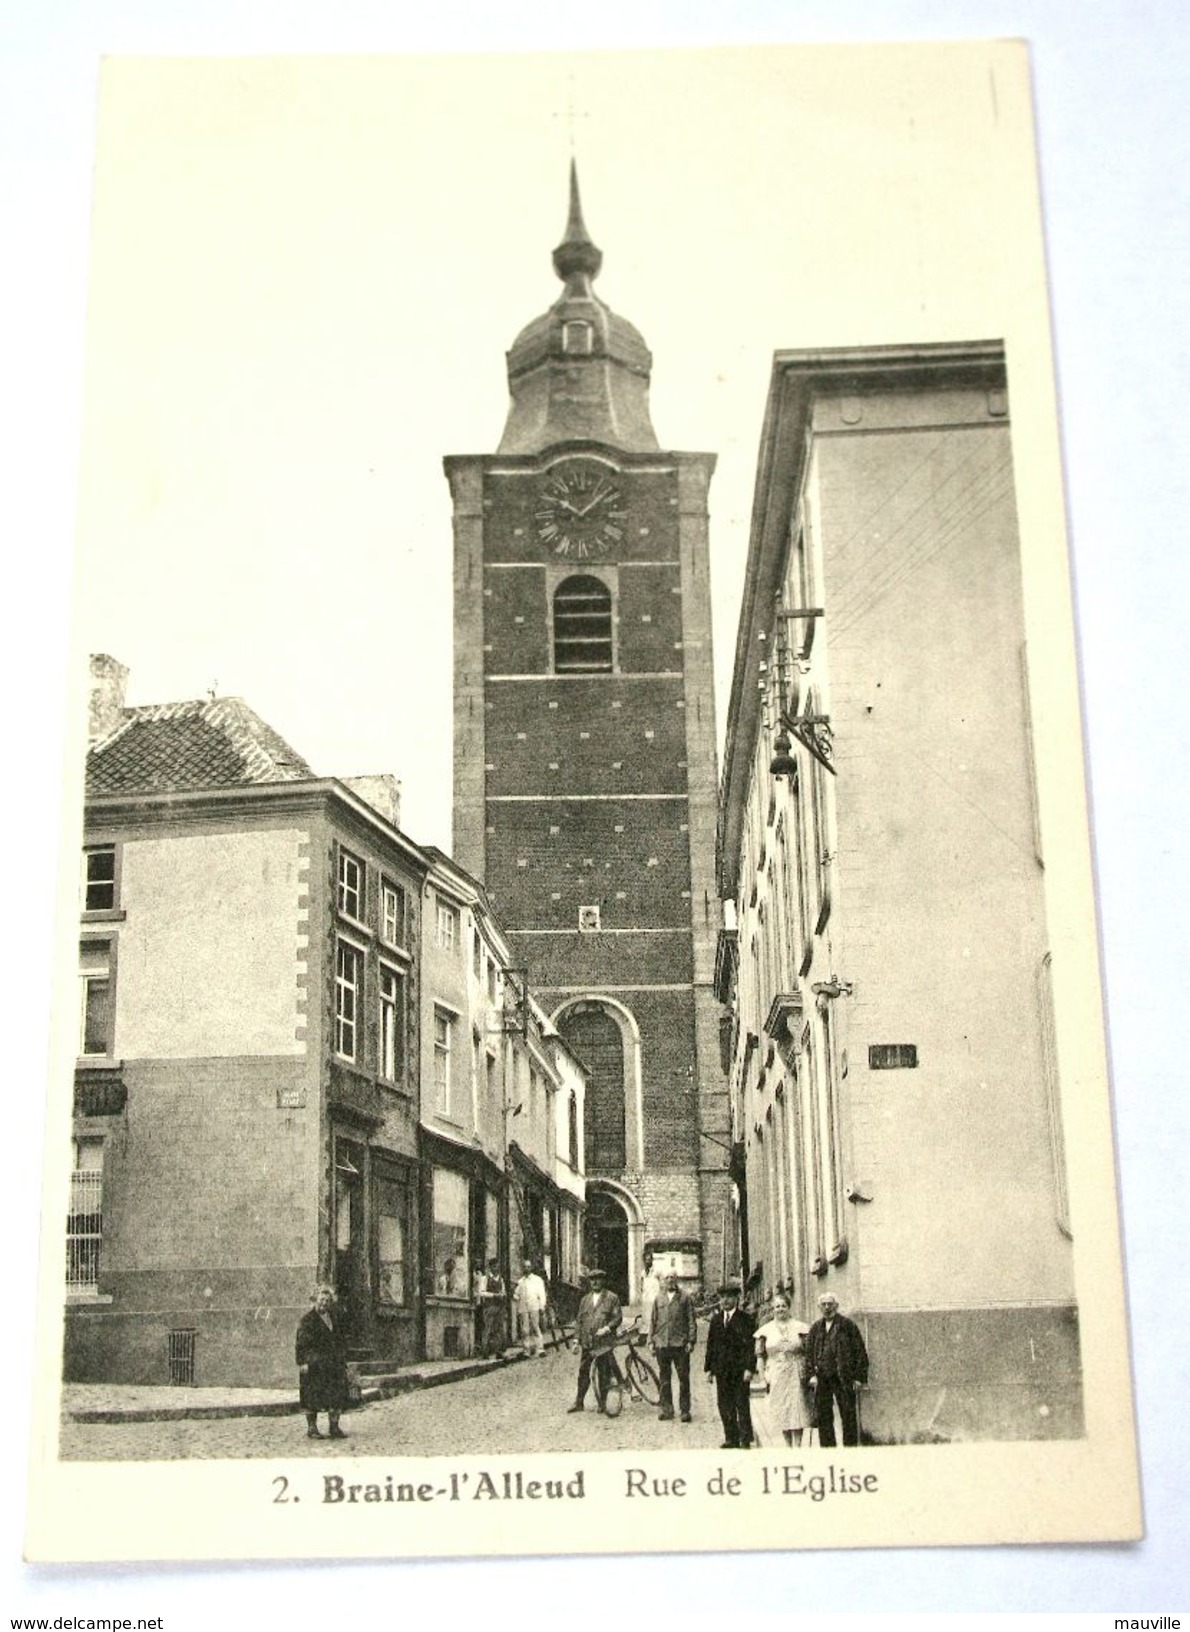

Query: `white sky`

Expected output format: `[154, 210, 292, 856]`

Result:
[71, 44, 1051, 848]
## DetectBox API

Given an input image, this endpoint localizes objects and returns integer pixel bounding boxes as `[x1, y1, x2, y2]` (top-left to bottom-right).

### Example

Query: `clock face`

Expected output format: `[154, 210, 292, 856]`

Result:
[535, 462, 628, 558]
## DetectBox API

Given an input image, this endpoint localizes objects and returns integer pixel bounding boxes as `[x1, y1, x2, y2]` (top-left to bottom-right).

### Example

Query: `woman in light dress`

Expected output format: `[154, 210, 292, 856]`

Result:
[755, 1291, 811, 1446]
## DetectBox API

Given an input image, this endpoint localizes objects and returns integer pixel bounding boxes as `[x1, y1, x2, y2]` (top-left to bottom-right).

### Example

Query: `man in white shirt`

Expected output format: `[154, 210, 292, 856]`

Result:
[513, 1258, 549, 1357]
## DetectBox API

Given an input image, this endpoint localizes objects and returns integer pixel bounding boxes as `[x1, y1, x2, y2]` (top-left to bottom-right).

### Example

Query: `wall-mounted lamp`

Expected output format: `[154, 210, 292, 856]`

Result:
[769, 731, 798, 778]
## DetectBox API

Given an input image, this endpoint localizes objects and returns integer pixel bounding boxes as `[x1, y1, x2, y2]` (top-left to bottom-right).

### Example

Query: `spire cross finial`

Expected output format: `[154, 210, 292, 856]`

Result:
[551, 72, 592, 154]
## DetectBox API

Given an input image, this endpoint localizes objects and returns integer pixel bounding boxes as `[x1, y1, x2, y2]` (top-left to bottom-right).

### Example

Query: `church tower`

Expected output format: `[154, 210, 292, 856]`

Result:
[445, 166, 730, 1301]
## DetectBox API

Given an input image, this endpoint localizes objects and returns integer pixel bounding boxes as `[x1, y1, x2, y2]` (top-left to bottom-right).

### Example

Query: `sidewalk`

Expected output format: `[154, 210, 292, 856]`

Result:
[64, 1342, 563, 1424]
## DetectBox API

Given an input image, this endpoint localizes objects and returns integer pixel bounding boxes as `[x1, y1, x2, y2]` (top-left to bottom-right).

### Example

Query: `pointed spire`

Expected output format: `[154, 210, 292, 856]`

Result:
[498, 158, 658, 452]
[552, 160, 603, 283]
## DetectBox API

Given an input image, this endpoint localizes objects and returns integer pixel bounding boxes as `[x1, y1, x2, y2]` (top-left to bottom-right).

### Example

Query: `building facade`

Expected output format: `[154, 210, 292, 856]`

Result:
[418, 848, 587, 1359]
[716, 343, 1082, 1441]
[67, 658, 584, 1385]
[445, 168, 731, 1303]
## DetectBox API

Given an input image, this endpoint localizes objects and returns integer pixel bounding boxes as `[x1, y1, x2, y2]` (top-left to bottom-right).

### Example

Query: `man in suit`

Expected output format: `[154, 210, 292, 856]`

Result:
[295, 1284, 350, 1441]
[567, 1268, 622, 1414]
[804, 1293, 869, 1447]
[650, 1271, 697, 1423]
[703, 1282, 756, 1448]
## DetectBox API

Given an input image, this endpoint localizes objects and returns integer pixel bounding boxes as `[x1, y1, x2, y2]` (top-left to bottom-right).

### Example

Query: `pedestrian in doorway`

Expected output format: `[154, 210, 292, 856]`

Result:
[804, 1293, 869, 1447]
[650, 1271, 697, 1423]
[513, 1258, 548, 1357]
[295, 1285, 349, 1441]
[704, 1282, 756, 1448]
[639, 1253, 662, 1335]
[567, 1268, 622, 1414]
[479, 1258, 507, 1357]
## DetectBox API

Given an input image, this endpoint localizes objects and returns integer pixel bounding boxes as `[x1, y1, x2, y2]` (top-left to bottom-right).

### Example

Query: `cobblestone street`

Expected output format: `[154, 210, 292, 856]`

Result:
[59, 1340, 757, 1462]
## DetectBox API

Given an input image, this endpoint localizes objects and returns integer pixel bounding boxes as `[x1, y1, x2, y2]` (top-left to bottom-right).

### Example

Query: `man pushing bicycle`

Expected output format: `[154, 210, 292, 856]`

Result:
[567, 1267, 622, 1414]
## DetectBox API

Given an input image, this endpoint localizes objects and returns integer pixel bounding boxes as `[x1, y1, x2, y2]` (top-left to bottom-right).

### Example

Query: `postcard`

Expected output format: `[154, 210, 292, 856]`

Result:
[26, 40, 1140, 1562]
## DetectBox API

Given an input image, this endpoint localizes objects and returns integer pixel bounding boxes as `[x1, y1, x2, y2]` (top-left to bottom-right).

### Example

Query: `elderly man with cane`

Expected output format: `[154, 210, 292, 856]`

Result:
[804, 1293, 869, 1447]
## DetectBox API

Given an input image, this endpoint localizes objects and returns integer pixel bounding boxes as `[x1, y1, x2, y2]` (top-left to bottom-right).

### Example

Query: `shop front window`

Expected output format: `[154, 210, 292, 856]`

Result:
[432, 1168, 469, 1298]
[376, 1171, 410, 1307]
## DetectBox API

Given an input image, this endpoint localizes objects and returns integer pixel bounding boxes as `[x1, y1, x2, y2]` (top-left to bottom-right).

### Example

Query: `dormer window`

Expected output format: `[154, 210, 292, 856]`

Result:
[563, 320, 593, 355]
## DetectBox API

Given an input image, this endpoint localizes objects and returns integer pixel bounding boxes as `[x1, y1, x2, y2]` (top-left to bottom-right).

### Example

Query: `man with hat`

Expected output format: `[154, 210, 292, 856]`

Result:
[703, 1281, 756, 1448]
[567, 1267, 622, 1414]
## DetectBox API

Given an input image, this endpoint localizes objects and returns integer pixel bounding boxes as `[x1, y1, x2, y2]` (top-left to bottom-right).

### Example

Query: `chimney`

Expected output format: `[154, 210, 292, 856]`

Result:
[88, 654, 129, 744]
[343, 774, 402, 829]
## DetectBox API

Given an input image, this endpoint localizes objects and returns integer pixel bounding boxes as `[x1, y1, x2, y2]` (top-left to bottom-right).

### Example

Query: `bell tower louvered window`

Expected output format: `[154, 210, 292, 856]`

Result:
[553, 575, 613, 674]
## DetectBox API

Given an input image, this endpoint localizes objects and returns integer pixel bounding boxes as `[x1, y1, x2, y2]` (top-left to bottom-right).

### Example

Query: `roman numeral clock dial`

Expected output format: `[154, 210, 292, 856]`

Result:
[535, 462, 628, 557]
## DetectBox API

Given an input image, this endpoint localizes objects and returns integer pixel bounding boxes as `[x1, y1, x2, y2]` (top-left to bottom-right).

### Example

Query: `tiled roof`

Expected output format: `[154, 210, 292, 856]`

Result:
[87, 697, 314, 796]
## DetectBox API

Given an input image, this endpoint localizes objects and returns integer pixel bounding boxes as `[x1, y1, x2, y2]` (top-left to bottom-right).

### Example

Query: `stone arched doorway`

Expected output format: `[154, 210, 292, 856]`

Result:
[582, 1180, 644, 1307]
[583, 1188, 629, 1304]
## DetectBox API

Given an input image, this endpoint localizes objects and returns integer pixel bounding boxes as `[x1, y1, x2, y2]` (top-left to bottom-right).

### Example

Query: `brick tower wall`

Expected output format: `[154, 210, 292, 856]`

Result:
[449, 449, 728, 1267]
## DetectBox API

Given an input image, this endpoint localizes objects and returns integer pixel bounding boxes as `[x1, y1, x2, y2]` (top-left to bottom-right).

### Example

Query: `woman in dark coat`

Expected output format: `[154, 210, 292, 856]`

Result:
[296, 1284, 350, 1440]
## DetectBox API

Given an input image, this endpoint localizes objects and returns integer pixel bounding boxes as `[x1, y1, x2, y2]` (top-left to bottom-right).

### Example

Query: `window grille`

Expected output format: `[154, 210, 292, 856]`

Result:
[66, 1167, 103, 1292]
[868, 1043, 918, 1071]
[168, 1328, 198, 1386]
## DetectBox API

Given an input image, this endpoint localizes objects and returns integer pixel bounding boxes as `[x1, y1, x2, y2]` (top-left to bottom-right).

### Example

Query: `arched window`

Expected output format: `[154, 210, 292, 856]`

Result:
[557, 1003, 625, 1172]
[553, 576, 612, 674]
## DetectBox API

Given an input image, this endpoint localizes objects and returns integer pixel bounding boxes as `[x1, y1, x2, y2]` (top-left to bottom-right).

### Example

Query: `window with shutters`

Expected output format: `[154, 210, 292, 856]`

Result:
[553, 576, 613, 674]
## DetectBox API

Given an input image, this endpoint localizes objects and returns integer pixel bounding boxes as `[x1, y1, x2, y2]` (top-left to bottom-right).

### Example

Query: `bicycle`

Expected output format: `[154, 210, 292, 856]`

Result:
[591, 1317, 662, 1416]
[542, 1300, 573, 1353]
